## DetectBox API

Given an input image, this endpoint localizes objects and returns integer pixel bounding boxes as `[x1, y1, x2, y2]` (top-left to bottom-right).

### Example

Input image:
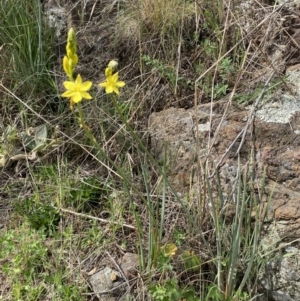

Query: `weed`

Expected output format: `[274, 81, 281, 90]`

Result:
[149, 279, 197, 301]
[233, 78, 283, 105]
[14, 198, 60, 235]
[68, 177, 109, 212]
[181, 250, 201, 273]
[196, 41, 237, 100]
[142, 55, 189, 93]
[0, 224, 48, 300]
[0, 222, 87, 300]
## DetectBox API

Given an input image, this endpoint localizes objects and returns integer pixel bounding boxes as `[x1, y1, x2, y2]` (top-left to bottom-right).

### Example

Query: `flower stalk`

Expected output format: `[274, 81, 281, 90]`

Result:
[61, 28, 93, 110]
[63, 28, 79, 81]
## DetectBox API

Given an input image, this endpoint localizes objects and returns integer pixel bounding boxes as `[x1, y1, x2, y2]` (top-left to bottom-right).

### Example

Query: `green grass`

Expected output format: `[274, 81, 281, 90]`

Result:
[0, 221, 87, 301]
[0, 0, 55, 90]
[0, 0, 280, 300]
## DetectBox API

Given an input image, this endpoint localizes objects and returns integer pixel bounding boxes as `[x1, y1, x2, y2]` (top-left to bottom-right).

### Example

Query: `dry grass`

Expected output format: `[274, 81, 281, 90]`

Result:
[129, 0, 194, 34]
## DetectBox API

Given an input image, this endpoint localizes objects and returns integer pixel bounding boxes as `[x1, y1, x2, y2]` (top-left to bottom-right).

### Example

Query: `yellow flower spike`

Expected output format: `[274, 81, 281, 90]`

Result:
[67, 28, 77, 54]
[63, 28, 78, 79]
[61, 74, 93, 103]
[72, 53, 78, 66]
[67, 28, 76, 44]
[63, 55, 75, 81]
[67, 47, 78, 62]
[99, 72, 125, 95]
[66, 47, 73, 59]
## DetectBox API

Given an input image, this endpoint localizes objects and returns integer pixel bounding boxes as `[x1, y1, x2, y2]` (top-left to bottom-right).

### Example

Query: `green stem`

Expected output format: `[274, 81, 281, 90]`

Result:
[76, 103, 147, 206]
[110, 94, 211, 273]
[110, 94, 199, 231]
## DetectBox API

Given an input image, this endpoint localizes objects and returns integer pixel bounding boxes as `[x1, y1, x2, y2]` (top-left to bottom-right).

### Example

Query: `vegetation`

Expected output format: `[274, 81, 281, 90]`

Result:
[0, 0, 286, 300]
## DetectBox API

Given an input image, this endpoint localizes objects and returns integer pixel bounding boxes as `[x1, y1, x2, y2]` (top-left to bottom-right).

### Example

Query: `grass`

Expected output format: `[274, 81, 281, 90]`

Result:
[0, 0, 285, 300]
[0, 0, 56, 97]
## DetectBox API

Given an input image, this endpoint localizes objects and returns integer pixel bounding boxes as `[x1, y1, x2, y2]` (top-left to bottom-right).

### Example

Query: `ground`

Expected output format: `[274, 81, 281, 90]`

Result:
[1, 0, 300, 300]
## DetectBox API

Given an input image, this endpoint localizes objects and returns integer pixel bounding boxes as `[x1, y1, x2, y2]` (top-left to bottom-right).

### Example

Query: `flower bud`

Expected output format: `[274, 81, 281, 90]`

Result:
[67, 28, 77, 57]
[67, 28, 76, 45]
[63, 56, 70, 75]
[108, 60, 118, 70]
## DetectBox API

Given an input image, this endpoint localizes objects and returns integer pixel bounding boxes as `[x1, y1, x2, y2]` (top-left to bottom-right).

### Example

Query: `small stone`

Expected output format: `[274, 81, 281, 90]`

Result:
[90, 266, 125, 298]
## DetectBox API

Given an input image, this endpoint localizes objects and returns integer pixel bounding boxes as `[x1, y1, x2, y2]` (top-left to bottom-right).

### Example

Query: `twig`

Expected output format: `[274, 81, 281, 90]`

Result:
[206, 41, 252, 160]
[105, 251, 131, 291]
[235, 70, 275, 155]
[208, 70, 275, 178]
[56, 207, 135, 230]
[209, 130, 244, 178]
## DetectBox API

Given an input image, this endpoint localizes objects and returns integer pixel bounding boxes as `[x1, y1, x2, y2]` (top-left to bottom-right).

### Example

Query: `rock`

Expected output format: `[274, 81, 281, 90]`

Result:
[43, 1, 67, 38]
[119, 252, 139, 277]
[89, 266, 126, 300]
[259, 235, 300, 301]
[89, 253, 138, 300]
[148, 68, 300, 300]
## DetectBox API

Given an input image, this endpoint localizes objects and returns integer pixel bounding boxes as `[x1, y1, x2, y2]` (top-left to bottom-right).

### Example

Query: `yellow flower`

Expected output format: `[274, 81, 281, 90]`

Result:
[99, 72, 125, 95]
[61, 74, 93, 103]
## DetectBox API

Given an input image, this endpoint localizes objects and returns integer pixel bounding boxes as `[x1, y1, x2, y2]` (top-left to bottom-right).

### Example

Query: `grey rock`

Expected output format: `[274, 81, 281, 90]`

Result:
[90, 267, 126, 300]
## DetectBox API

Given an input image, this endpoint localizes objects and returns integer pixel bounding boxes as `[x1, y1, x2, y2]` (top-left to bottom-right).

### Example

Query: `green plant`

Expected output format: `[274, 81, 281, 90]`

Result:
[202, 160, 270, 300]
[172, 228, 186, 246]
[0, 124, 17, 167]
[233, 78, 282, 105]
[0, 222, 86, 300]
[14, 197, 60, 235]
[58, 29, 188, 276]
[193, 0, 246, 101]
[81, 220, 105, 249]
[142, 55, 178, 90]
[149, 279, 197, 301]
[0, 224, 48, 299]
[21, 124, 48, 151]
[205, 284, 223, 301]
[46, 270, 84, 301]
[68, 177, 109, 212]
[180, 250, 201, 273]
[196, 50, 236, 100]
[142, 54, 195, 94]
[219, 57, 235, 82]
